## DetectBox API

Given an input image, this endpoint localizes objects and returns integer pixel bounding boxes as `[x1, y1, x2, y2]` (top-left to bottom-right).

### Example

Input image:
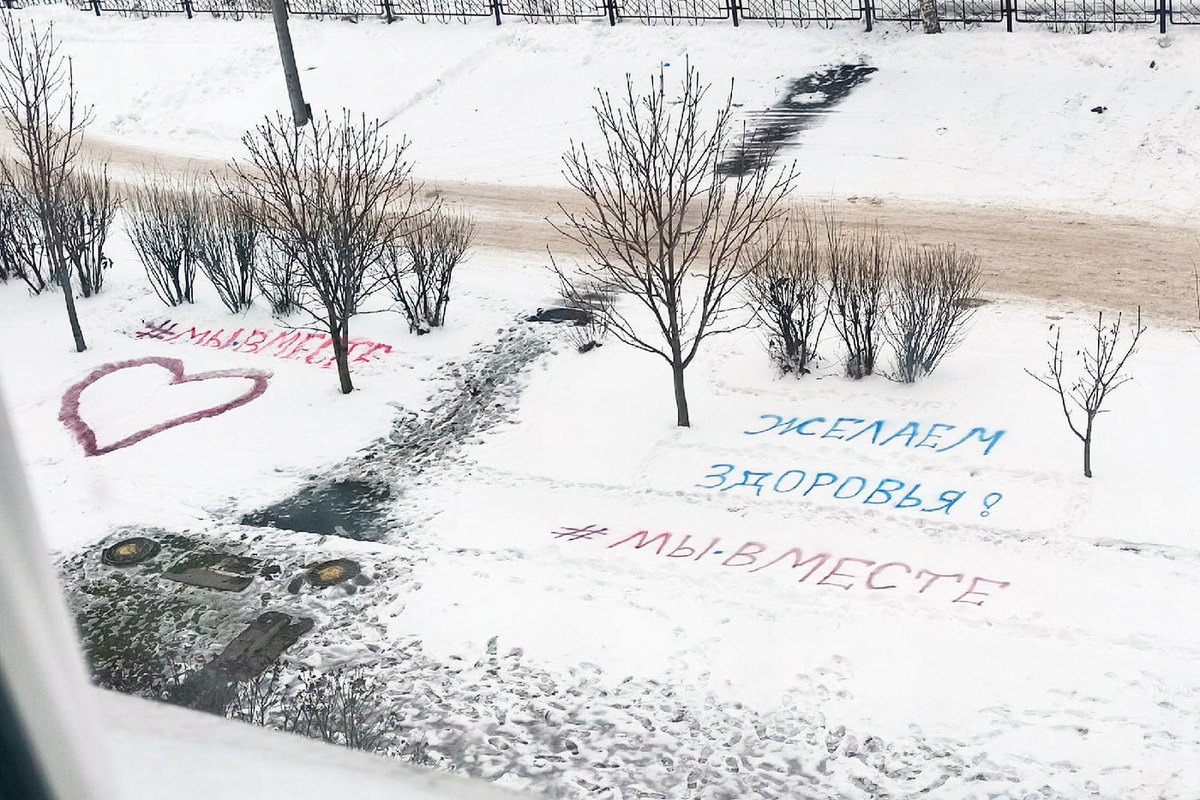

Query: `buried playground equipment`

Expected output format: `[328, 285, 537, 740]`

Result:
[101, 537, 161, 567]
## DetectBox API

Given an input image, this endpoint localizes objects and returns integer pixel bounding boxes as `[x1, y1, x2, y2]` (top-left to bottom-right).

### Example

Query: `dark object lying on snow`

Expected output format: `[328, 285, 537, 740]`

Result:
[525, 307, 592, 325]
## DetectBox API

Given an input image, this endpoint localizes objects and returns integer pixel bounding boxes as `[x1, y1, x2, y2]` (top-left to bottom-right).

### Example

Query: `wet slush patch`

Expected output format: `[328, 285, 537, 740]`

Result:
[238, 326, 552, 542]
[240, 479, 393, 541]
[721, 63, 878, 177]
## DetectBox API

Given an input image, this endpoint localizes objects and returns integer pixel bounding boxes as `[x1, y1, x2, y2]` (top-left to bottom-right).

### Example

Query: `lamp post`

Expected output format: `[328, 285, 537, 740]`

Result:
[270, 0, 311, 127]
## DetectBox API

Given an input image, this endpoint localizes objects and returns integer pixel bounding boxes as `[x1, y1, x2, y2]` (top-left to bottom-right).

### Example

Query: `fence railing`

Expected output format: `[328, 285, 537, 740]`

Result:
[18, 0, 1195, 28]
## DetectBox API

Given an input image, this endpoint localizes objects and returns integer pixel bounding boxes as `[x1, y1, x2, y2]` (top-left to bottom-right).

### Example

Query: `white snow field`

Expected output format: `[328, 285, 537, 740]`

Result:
[1, 5, 1200, 799]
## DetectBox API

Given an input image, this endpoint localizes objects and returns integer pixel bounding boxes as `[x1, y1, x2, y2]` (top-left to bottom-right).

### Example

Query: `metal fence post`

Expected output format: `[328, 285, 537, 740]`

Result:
[382, 0, 395, 22]
[182, 0, 193, 17]
[1004, 0, 1013, 30]
[492, 0, 502, 24]
[863, 0, 872, 30]
[1159, 0, 1167, 32]
[606, 0, 617, 25]
[91, 0, 102, 15]
[730, 0, 739, 25]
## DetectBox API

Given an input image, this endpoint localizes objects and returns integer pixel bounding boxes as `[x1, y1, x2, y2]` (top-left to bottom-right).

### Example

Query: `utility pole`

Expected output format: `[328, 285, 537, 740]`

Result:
[270, 0, 311, 127]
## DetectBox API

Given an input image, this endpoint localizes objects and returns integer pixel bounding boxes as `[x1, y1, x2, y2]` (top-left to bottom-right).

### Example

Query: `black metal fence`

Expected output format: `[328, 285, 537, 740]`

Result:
[9, 0, 1196, 29]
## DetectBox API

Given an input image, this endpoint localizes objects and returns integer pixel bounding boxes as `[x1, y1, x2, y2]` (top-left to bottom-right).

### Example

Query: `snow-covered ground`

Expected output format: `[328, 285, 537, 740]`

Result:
[40, 4, 1200, 219]
[2, 6, 1200, 799]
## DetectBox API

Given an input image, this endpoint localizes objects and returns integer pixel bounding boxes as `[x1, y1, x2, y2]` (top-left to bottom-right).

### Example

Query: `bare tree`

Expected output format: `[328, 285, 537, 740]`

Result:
[59, 162, 118, 298]
[0, 15, 91, 351]
[827, 217, 889, 379]
[744, 212, 827, 376]
[230, 111, 420, 393]
[884, 242, 982, 382]
[381, 205, 474, 334]
[127, 175, 206, 306]
[552, 64, 796, 427]
[193, 194, 256, 313]
[1026, 309, 1145, 478]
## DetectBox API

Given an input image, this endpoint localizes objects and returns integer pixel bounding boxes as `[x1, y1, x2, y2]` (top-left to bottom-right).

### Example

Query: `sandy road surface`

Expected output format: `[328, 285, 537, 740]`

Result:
[64, 134, 1200, 327]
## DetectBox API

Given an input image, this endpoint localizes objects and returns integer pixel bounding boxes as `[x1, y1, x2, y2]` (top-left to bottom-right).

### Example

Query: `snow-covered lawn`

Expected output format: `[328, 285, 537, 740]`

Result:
[2, 6, 1199, 799]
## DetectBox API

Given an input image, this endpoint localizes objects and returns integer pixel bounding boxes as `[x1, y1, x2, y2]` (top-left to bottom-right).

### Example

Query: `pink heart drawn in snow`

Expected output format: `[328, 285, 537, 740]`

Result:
[59, 356, 272, 457]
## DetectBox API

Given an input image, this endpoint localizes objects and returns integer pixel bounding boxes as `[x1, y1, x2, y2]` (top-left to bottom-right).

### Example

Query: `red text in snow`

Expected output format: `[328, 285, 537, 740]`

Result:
[133, 319, 392, 369]
[551, 525, 1010, 608]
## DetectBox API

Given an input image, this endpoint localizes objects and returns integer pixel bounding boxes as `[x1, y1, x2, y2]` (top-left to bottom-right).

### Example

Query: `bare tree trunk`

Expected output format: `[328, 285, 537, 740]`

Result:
[58, 267, 85, 352]
[330, 325, 353, 394]
[920, 0, 941, 32]
[672, 361, 690, 428]
[45, 218, 86, 351]
[1083, 416, 1093, 479]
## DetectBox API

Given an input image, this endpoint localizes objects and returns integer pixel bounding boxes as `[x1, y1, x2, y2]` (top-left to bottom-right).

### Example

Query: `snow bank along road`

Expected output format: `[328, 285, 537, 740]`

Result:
[77, 136, 1200, 327]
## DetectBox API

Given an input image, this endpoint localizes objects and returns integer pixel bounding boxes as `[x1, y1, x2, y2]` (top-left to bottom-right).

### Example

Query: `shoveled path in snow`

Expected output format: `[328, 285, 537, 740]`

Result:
[79, 135, 1200, 327]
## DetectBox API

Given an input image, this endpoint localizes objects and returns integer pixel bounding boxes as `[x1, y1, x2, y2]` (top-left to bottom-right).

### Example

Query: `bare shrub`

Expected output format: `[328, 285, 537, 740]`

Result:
[826, 217, 889, 379]
[744, 213, 827, 376]
[557, 277, 615, 353]
[227, 663, 283, 727]
[194, 195, 257, 313]
[884, 242, 983, 382]
[59, 163, 118, 298]
[1026, 308, 1145, 478]
[127, 176, 206, 306]
[254, 238, 304, 317]
[279, 666, 393, 751]
[0, 174, 50, 293]
[382, 205, 474, 334]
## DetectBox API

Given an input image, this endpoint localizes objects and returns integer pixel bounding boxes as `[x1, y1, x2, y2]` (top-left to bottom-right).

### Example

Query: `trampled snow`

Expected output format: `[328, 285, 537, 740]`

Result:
[1, 6, 1199, 799]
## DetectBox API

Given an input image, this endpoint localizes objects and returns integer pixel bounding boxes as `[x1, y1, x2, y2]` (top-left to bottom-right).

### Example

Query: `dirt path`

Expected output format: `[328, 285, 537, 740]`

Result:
[73, 134, 1200, 327]
[433, 181, 1200, 328]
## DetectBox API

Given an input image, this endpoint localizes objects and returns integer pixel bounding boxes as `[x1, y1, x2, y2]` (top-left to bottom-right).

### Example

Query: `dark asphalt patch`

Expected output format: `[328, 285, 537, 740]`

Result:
[721, 63, 878, 176]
